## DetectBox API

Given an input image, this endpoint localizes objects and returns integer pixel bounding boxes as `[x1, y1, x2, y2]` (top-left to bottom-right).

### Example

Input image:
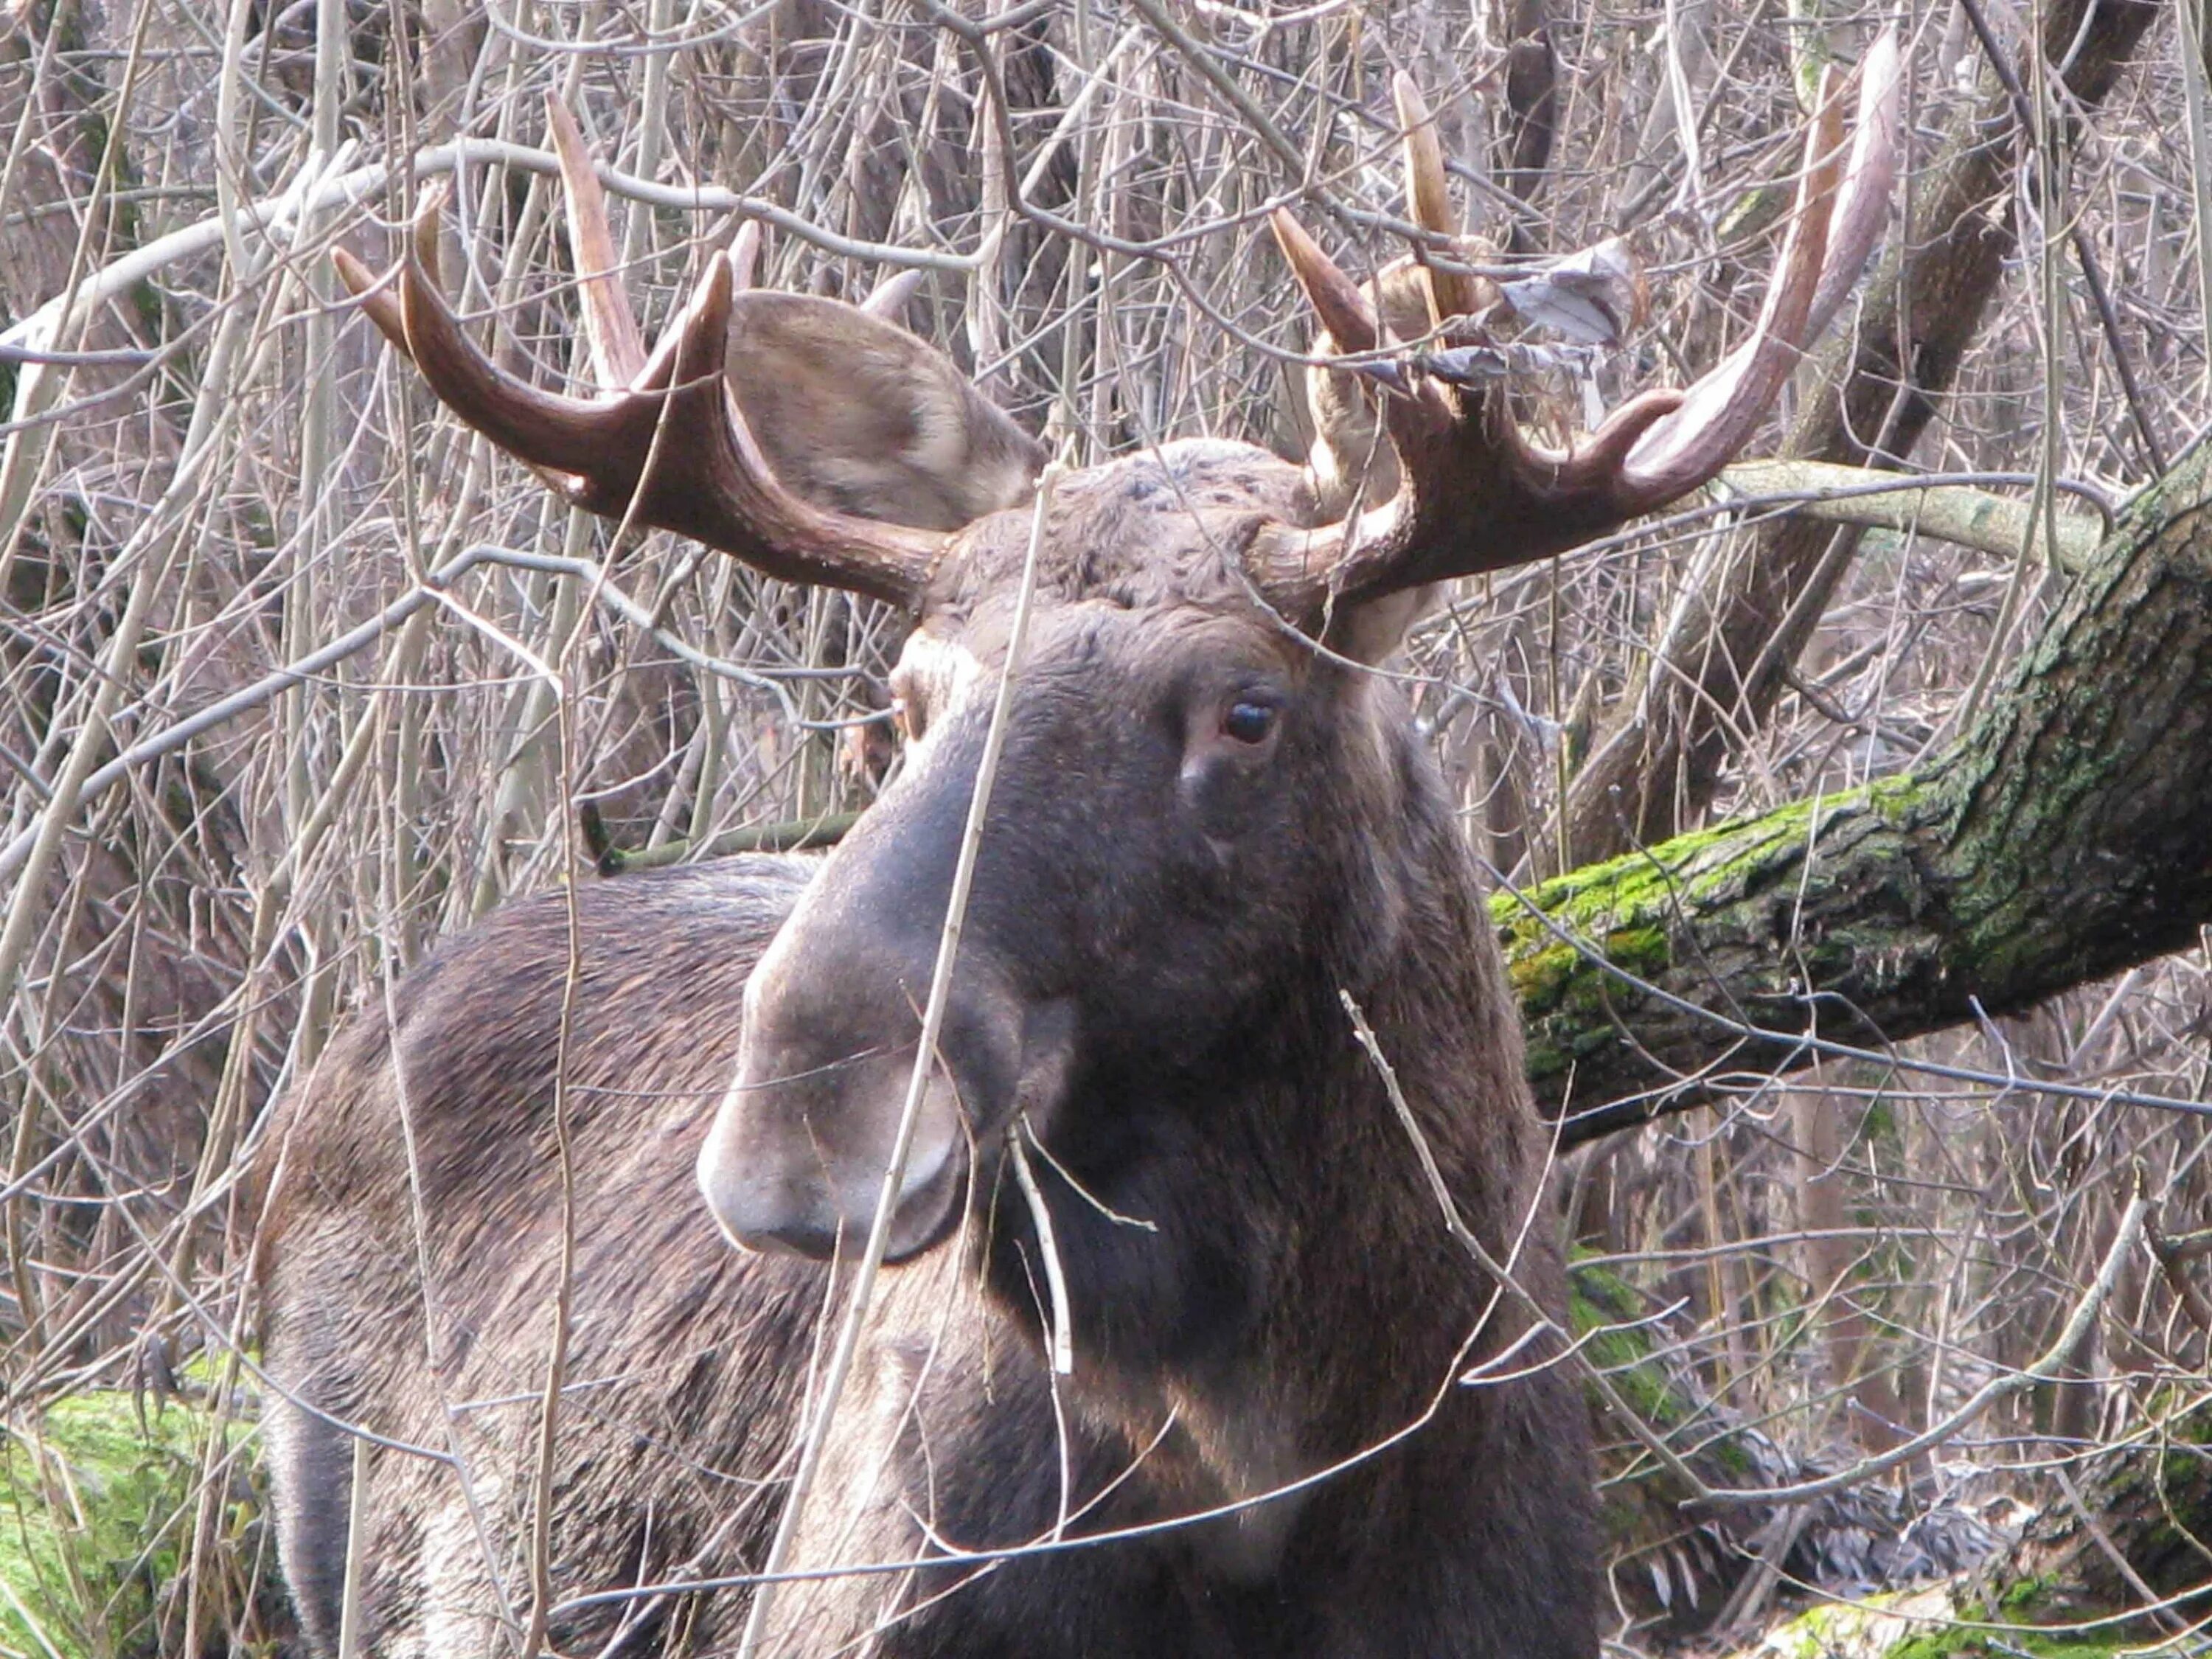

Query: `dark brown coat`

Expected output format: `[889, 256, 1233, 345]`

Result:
[265, 63, 1899, 1649]
[257, 439, 1596, 1659]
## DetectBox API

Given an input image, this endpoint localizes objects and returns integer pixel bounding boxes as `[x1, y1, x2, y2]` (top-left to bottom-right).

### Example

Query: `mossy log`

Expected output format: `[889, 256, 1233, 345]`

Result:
[1499, 440, 2212, 1144]
[1980, 1414, 2212, 1632]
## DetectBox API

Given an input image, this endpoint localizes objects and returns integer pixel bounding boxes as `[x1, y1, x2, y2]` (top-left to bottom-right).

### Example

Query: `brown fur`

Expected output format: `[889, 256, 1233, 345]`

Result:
[726, 292, 1045, 531]
[257, 327, 1596, 1657]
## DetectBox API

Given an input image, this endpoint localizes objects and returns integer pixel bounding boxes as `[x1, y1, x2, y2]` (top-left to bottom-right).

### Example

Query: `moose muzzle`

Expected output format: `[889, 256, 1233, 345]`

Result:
[696, 908, 1037, 1262]
[698, 1036, 969, 1261]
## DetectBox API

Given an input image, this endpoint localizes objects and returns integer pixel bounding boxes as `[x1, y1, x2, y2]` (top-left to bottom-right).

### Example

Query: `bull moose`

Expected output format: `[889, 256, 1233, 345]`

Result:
[254, 44, 1899, 1658]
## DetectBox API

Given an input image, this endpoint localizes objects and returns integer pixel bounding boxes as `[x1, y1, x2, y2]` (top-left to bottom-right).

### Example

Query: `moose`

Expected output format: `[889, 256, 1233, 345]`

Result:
[255, 46, 1899, 1659]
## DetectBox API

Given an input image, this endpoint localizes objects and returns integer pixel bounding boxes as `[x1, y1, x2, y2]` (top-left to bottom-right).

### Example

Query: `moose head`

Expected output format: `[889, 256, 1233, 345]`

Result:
[336, 46, 1899, 1272]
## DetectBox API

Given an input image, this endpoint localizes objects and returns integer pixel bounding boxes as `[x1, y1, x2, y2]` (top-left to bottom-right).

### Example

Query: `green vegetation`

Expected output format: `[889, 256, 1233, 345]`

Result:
[0, 1391, 262, 1659]
[1745, 1568, 2204, 1659]
[1882, 1630, 2146, 1658]
[1572, 1256, 1692, 1430]
[1754, 1583, 2166, 1659]
[1571, 1252, 1760, 1555]
[1492, 781, 1927, 1081]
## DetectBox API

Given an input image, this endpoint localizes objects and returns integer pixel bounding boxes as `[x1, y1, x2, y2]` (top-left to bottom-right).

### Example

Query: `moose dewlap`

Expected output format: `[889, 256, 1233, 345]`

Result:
[256, 52, 1898, 1659]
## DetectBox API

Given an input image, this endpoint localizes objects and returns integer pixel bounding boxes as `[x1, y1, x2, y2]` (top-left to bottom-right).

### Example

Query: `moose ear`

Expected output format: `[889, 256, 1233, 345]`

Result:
[724, 291, 1045, 534]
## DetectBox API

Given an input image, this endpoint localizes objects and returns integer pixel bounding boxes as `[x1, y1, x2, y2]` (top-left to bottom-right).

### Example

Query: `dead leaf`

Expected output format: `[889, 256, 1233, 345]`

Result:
[1494, 236, 1646, 345]
[1416, 339, 1604, 386]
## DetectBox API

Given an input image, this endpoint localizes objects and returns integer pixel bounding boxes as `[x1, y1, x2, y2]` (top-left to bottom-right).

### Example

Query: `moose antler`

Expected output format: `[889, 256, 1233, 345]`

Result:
[333, 97, 947, 609]
[1252, 31, 1902, 620]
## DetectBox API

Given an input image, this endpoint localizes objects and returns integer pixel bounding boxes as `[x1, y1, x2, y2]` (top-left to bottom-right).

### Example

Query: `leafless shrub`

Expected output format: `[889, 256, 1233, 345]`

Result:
[0, 0, 2204, 1651]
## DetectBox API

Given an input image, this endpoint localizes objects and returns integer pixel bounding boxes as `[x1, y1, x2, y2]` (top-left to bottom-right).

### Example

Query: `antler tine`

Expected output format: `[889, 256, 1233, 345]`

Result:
[358, 187, 944, 608]
[1248, 38, 1902, 627]
[1615, 58, 1861, 500]
[396, 187, 621, 479]
[1807, 28, 1902, 341]
[727, 218, 762, 293]
[545, 95, 649, 386]
[1393, 74, 1478, 321]
[333, 245, 407, 354]
[1271, 207, 1380, 353]
[861, 267, 926, 321]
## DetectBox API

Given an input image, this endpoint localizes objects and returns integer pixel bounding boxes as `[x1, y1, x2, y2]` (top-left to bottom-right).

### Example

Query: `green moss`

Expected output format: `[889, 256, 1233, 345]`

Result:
[1863, 1096, 1900, 1146]
[1760, 1585, 2158, 1659]
[1761, 1585, 1952, 1658]
[1507, 925, 1667, 1015]
[0, 1391, 254, 1659]
[1495, 778, 1953, 1085]
[1885, 1634, 2148, 1658]
[1494, 807, 1789, 1077]
[1997, 1576, 2056, 1616]
[1718, 179, 1792, 244]
[1864, 773, 1939, 821]
[1569, 1256, 1756, 1478]
[1495, 789, 1845, 970]
[1495, 779, 1939, 951]
[1571, 1259, 1683, 1422]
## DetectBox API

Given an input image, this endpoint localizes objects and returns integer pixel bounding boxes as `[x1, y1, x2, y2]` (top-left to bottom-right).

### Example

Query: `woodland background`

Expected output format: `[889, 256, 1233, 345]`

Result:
[0, 0, 2208, 1652]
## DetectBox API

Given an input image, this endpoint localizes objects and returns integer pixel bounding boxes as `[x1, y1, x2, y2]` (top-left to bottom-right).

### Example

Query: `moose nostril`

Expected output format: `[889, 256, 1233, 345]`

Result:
[694, 1129, 808, 1256]
[695, 1069, 968, 1263]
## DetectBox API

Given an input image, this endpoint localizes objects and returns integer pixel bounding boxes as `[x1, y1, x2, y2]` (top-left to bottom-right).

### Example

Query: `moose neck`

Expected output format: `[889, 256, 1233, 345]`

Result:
[985, 706, 1550, 1501]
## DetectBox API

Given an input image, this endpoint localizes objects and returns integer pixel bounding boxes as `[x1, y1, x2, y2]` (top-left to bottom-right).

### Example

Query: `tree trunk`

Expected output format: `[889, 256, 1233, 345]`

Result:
[1505, 438, 2212, 1143]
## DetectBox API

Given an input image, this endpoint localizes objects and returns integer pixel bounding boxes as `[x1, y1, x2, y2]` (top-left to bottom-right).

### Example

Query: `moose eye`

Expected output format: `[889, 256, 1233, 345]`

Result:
[1222, 700, 1277, 745]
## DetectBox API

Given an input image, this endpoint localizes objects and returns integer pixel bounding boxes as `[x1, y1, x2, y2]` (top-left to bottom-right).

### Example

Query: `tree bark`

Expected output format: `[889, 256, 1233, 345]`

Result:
[1980, 1412, 2212, 1626]
[1506, 438, 2212, 1143]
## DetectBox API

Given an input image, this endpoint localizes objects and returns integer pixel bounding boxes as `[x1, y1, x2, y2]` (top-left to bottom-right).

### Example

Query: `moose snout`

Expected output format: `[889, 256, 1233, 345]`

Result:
[698, 1043, 970, 1262]
[694, 759, 1077, 1263]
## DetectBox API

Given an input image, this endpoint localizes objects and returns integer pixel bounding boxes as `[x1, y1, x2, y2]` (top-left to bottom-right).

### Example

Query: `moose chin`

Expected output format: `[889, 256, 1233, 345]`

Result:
[255, 45, 1899, 1659]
